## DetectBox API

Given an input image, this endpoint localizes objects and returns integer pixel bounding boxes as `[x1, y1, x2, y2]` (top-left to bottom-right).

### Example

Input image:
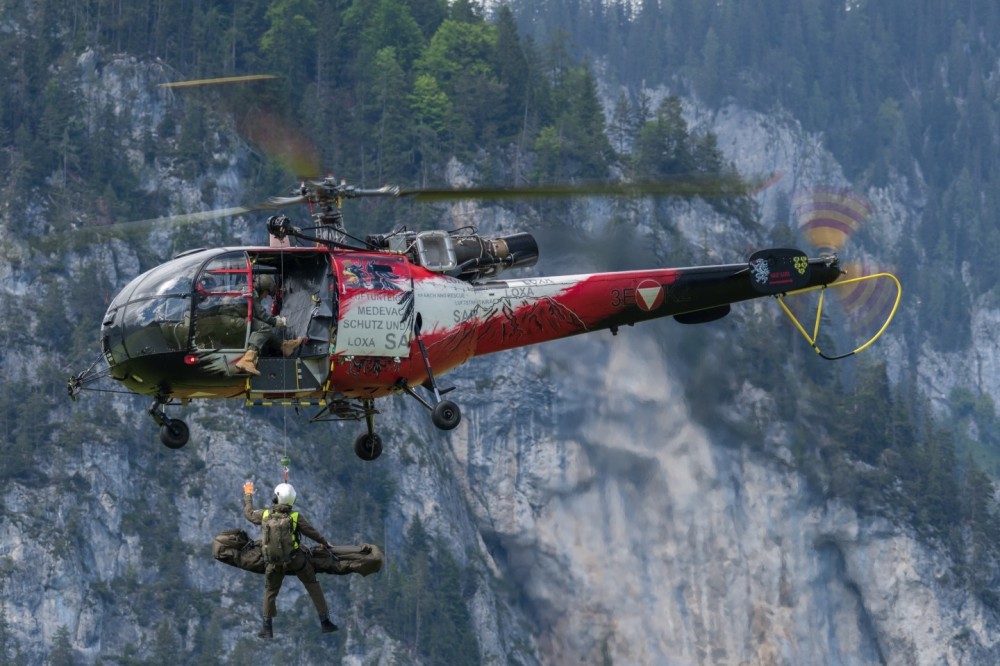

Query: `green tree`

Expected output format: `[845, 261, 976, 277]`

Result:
[48, 626, 75, 666]
[414, 18, 503, 150]
[370, 517, 478, 663]
[609, 92, 633, 157]
[408, 0, 449, 38]
[370, 48, 414, 181]
[261, 0, 319, 98]
[533, 125, 563, 181]
[963, 463, 1000, 594]
[633, 95, 693, 178]
[343, 0, 426, 71]
[492, 5, 532, 145]
[916, 423, 960, 537]
[409, 74, 453, 181]
[150, 619, 181, 665]
[0, 606, 20, 664]
[449, 0, 483, 23]
[542, 63, 613, 179]
[842, 361, 893, 465]
[569, 63, 614, 177]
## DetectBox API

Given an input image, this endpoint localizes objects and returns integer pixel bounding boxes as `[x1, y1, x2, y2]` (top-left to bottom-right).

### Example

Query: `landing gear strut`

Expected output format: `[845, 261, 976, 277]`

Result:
[149, 398, 189, 449]
[404, 314, 462, 431]
[353, 400, 383, 461]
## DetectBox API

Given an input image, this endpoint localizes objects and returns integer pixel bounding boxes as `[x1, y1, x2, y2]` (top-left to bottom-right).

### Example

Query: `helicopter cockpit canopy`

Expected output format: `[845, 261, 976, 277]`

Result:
[101, 246, 336, 394]
[101, 249, 252, 378]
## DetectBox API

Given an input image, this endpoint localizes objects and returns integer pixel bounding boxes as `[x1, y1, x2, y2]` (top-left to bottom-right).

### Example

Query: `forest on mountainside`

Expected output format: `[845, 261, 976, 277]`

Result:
[518, 0, 1000, 353]
[3, 0, 1000, 661]
[0, 0, 746, 230]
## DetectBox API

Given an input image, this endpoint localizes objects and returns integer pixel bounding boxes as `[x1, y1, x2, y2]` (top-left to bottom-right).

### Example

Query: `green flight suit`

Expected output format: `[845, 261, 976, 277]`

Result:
[243, 494, 330, 618]
[247, 293, 280, 354]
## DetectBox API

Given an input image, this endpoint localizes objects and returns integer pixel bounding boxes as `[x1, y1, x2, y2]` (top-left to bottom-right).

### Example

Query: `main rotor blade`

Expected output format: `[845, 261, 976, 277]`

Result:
[89, 206, 259, 237]
[38, 171, 772, 252]
[394, 174, 761, 202]
[33, 205, 260, 251]
[160, 74, 278, 88]
[263, 195, 311, 209]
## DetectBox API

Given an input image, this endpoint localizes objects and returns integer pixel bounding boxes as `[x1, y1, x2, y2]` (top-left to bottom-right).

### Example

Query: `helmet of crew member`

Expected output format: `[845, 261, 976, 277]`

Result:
[254, 274, 277, 297]
[273, 482, 296, 506]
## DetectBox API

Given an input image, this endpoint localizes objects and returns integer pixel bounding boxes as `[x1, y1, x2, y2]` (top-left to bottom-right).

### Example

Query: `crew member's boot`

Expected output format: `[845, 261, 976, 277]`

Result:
[258, 616, 273, 639]
[235, 348, 261, 376]
[281, 337, 305, 357]
[319, 615, 338, 633]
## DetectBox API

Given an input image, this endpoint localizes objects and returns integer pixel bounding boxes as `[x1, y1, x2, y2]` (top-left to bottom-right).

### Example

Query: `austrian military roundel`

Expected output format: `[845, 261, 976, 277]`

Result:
[635, 280, 665, 311]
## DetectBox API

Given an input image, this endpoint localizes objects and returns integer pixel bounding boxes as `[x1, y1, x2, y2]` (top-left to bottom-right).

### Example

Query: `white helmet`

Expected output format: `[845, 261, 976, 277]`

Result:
[273, 483, 297, 506]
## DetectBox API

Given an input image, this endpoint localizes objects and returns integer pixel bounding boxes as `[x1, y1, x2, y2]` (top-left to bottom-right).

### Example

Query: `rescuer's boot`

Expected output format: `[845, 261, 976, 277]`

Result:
[319, 615, 338, 633]
[235, 349, 260, 376]
[258, 616, 273, 639]
[281, 337, 305, 357]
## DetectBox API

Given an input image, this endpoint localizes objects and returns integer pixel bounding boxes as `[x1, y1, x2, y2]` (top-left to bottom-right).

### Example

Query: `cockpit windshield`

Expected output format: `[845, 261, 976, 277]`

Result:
[192, 253, 252, 350]
[101, 247, 340, 385]
[102, 250, 251, 362]
[110, 253, 207, 356]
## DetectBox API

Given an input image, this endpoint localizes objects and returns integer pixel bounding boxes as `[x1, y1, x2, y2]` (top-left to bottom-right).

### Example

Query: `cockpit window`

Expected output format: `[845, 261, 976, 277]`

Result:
[109, 252, 211, 356]
[197, 254, 250, 296]
[193, 252, 251, 350]
[131, 253, 206, 299]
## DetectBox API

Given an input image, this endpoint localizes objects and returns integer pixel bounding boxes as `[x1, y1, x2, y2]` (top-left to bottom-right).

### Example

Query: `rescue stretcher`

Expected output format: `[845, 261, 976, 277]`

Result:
[212, 529, 384, 576]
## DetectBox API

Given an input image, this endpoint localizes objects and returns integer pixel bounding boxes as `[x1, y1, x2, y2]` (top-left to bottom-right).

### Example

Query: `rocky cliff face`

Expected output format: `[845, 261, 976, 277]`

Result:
[2, 52, 998, 666]
[452, 332, 999, 665]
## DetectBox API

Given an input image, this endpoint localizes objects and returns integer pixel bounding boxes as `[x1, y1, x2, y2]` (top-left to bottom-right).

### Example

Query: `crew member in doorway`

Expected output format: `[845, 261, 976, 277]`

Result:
[235, 274, 303, 375]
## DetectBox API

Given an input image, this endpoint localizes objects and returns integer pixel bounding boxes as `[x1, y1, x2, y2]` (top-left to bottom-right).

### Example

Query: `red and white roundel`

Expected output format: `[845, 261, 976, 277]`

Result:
[635, 280, 664, 311]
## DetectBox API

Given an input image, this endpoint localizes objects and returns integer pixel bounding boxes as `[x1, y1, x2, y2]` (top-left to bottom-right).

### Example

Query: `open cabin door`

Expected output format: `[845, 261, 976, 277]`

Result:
[332, 253, 414, 358]
[243, 249, 336, 400]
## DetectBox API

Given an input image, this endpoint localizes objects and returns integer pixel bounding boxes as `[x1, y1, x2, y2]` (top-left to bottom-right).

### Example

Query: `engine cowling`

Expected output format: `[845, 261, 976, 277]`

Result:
[368, 229, 539, 281]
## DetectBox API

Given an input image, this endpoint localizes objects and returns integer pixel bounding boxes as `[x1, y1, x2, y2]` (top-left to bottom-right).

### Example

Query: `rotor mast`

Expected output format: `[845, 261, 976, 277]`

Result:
[266, 177, 403, 247]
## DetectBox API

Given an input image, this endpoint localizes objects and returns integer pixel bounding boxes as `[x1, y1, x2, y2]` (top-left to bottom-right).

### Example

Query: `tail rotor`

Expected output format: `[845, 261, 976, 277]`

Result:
[773, 185, 902, 359]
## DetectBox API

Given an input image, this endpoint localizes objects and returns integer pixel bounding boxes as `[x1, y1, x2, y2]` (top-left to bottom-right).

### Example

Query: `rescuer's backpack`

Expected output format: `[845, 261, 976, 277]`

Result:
[261, 508, 298, 567]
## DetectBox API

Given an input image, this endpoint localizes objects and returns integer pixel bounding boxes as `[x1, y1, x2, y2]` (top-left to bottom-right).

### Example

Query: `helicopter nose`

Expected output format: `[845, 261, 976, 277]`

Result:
[102, 307, 127, 372]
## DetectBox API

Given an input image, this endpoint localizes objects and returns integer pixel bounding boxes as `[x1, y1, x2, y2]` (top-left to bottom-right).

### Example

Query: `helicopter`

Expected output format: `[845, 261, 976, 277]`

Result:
[67, 175, 901, 461]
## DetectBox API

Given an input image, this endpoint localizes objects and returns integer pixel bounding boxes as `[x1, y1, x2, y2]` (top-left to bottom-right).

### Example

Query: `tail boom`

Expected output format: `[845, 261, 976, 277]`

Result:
[469, 253, 841, 356]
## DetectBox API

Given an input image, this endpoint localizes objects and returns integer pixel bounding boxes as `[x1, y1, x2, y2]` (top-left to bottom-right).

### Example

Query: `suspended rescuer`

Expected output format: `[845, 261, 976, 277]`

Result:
[235, 274, 304, 375]
[243, 480, 339, 638]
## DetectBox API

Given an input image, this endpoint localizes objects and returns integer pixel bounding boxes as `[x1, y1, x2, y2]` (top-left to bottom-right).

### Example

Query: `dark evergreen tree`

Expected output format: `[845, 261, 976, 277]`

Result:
[608, 92, 633, 157]
[557, 62, 613, 178]
[492, 5, 531, 146]
[48, 626, 76, 666]
[408, 0, 449, 38]
[633, 96, 693, 179]
[415, 18, 502, 153]
[369, 47, 414, 181]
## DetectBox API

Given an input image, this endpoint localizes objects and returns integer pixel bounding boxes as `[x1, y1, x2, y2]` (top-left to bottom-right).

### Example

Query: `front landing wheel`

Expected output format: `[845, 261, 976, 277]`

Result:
[431, 400, 461, 431]
[354, 432, 383, 461]
[159, 418, 190, 449]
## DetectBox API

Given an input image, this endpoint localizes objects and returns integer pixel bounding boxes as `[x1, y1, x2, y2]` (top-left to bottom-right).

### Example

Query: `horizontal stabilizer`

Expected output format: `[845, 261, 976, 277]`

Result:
[749, 248, 811, 294]
[674, 304, 731, 324]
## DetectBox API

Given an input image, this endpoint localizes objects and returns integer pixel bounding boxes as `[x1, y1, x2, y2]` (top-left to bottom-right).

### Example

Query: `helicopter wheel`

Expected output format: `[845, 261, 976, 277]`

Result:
[431, 400, 461, 431]
[353, 432, 383, 461]
[159, 418, 190, 449]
